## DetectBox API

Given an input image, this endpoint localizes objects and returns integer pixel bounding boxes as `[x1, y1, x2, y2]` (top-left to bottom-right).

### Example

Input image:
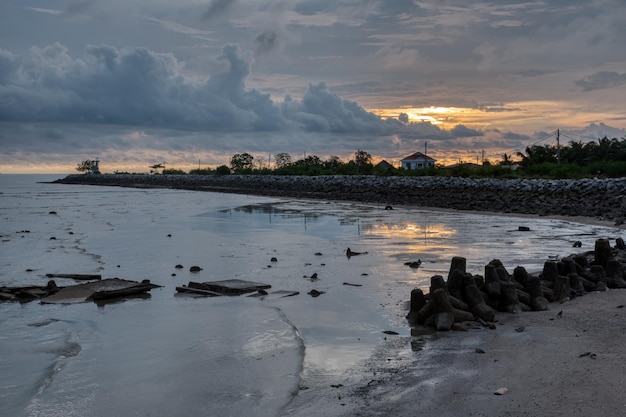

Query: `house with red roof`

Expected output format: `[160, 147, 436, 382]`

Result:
[400, 152, 436, 170]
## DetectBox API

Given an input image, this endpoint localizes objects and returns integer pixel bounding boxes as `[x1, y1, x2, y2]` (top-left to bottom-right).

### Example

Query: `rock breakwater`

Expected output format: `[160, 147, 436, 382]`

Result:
[54, 174, 626, 222]
[407, 238, 626, 331]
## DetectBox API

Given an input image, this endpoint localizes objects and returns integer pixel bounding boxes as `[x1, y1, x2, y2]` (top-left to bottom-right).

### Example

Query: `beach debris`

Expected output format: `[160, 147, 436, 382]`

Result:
[308, 289, 325, 297]
[303, 273, 319, 281]
[475, 348, 485, 354]
[494, 387, 509, 395]
[404, 260, 422, 269]
[248, 290, 299, 299]
[270, 257, 278, 262]
[346, 247, 367, 258]
[1, 280, 61, 302]
[407, 238, 626, 332]
[382, 330, 399, 335]
[518, 226, 530, 231]
[343, 282, 362, 287]
[175, 264, 184, 269]
[189, 266, 203, 272]
[314, 252, 323, 256]
[176, 279, 271, 297]
[573, 241, 582, 248]
[39, 278, 160, 304]
[46, 273, 102, 281]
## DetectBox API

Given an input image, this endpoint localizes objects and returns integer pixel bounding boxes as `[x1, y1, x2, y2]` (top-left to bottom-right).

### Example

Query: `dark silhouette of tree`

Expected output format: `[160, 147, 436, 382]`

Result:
[149, 163, 165, 174]
[230, 153, 254, 172]
[274, 153, 292, 168]
[353, 150, 373, 174]
[76, 160, 98, 173]
[499, 153, 512, 165]
[215, 165, 231, 175]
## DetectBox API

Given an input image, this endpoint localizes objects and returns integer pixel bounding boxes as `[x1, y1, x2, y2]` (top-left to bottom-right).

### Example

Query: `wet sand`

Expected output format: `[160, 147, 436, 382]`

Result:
[341, 289, 626, 417]
[49, 175, 626, 416]
[324, 211, 626, 417]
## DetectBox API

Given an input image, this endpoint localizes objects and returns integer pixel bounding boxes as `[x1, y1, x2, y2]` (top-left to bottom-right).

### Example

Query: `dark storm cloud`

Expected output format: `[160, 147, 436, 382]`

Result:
[450, 125, 483, 138]
[0, 42, 460, 142]
[575, 71, 626, 92]
[253, 29, 279, 57]
[202, 0, 238, 21]
[503, 131, 531, 141]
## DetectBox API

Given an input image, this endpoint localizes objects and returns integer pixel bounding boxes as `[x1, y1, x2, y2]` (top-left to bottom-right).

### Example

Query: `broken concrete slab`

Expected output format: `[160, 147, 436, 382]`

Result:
[247, 290, 299, 299]
[41, 278, 161, 304]
[176, 279, 273, 297]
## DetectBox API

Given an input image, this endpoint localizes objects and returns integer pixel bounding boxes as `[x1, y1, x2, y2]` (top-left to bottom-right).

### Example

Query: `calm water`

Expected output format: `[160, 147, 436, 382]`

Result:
[0, 174, 620, 416]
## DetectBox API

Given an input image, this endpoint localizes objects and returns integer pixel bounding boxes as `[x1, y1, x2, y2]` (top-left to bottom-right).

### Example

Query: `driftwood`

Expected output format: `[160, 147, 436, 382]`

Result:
[45, 274, 102, 280]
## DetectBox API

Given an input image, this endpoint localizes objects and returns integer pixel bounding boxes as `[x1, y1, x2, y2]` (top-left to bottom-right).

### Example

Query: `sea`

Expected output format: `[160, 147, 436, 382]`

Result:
[0, 174, 621, 417]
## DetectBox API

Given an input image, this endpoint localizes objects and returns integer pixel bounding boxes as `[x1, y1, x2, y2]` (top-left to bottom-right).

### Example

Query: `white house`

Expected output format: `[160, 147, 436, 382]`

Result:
[400, 152, 436, 170]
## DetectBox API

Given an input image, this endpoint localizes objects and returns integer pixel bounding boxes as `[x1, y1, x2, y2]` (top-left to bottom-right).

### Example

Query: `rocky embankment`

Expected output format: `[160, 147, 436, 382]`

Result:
[407, 238, 626, 332]
[54, 174, 626, 223]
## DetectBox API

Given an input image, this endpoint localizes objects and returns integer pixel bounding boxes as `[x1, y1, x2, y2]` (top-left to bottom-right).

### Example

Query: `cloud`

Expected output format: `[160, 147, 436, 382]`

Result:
[253, 29, 280, 57]
[202, 0, 238, 21]
[450, 125, 483, 137]
[575, 71, 626, 92]
[0, 42, 472, 142]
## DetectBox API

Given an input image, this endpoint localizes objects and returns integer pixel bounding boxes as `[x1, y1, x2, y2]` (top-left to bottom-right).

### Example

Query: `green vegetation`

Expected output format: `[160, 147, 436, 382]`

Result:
[76, 160, 100, 173]
[104, 135, 626, 179]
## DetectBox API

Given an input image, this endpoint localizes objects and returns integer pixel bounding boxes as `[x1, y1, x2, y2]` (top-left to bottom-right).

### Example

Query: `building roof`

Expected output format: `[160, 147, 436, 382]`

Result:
[375, 159, 394, 168]
[400, 152, 436, 162]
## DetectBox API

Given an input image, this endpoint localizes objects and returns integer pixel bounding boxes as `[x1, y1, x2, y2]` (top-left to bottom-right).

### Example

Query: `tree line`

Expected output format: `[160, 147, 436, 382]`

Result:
[84, 135, 626, 179]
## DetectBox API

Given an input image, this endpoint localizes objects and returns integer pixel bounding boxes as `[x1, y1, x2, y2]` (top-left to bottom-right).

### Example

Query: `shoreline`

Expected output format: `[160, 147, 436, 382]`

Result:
[52, 173, 626, 416]
[53, 174, 626, 229]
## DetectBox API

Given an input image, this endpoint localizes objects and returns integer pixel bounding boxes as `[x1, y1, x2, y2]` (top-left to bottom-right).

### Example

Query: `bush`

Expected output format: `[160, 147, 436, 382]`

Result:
[163, 169, 187, 175]
[215, 165, 231, 175]
[189, 168, 214, 175]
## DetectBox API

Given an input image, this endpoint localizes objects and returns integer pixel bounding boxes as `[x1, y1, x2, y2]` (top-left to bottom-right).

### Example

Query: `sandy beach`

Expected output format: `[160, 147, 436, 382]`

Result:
[335, 288, 626, 417]
[6, 174, 626, 417]
[321, 213, 626, 416]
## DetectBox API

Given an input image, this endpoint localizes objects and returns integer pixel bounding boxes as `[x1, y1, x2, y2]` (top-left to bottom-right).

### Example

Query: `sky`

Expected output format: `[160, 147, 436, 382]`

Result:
[1, 0, 626, 174]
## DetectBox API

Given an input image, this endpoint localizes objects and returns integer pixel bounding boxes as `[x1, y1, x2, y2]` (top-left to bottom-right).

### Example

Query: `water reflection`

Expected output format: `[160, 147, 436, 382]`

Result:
[204, 202, 359, 236]
[362, 221, 457, 240]
[361, 221, 458, 257]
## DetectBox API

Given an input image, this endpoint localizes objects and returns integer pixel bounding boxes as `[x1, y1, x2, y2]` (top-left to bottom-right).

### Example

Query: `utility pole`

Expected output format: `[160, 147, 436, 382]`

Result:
[556, 129, 561, 164]
[425, 141, 428, 156]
